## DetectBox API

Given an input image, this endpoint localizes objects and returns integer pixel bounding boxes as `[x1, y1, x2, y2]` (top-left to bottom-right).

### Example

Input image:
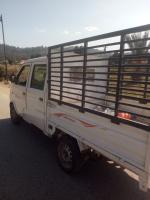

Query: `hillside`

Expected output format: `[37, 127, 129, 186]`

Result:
[0, 44, 47, 64]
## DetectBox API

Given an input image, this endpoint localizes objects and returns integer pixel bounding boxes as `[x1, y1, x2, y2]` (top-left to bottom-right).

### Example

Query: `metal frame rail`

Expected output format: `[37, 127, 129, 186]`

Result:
[47, 24, 150, 131]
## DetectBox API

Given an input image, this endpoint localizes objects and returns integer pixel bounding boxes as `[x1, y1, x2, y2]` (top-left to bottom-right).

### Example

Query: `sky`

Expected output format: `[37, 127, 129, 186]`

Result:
[0, 0, 150, 47]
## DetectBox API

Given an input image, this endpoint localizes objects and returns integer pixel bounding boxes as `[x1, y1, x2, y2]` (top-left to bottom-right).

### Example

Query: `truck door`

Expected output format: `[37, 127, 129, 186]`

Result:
[26, 64, 46, 130]
[12, 65, 30, 116]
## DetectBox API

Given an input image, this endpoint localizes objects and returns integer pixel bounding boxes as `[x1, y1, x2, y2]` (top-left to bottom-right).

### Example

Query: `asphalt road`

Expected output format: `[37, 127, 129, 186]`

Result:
[0, 84, 150, 200]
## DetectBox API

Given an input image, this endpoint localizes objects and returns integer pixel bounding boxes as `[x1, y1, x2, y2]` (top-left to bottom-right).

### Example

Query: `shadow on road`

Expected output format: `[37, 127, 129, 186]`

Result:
[0, 118, 149, 200]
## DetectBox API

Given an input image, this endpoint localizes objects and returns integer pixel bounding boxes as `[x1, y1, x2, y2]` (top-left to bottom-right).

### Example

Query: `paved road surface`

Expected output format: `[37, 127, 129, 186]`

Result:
[0, 83, 150, 200]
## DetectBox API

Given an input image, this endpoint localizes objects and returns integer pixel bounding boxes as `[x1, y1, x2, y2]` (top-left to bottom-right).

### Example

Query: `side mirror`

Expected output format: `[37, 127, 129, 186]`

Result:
[9, 75, 17, 83]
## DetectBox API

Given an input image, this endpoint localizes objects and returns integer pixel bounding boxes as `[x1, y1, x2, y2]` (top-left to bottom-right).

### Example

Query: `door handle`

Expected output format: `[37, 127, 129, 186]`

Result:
[22, 92, 26, 96]
[39, 97, 43, 102]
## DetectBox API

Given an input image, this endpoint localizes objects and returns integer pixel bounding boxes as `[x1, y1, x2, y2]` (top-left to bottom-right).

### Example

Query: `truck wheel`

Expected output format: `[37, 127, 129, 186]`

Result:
[10, 103, 21, 124]
[57, 136, 82, 173]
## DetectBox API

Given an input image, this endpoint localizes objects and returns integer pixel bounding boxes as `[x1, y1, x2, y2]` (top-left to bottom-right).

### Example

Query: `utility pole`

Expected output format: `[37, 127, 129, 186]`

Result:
[0, 14, 7, 80]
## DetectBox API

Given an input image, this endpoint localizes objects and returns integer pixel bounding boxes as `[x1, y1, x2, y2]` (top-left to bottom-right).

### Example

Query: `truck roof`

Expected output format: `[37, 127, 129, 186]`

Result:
[25, 56, 47, 64]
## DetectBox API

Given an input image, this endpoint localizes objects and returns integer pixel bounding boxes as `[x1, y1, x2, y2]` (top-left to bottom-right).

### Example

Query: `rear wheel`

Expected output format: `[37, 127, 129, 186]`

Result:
[10, 103, 21, 124]
[57, 136, 83, 173]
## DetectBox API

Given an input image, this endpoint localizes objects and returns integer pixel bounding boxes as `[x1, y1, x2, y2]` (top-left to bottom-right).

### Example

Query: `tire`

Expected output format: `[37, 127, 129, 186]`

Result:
[10, 103, 21, 124]
[57, 136, 82, 173]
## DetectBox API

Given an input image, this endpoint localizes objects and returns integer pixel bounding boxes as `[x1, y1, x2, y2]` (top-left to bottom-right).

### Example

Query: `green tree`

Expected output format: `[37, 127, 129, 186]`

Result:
[125, 31, 150, 54]
[125, 31, 150, 81]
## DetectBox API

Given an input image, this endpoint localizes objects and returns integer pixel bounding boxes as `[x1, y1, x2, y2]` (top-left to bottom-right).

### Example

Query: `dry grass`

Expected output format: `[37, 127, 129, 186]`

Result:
[0, 64, 20, 81]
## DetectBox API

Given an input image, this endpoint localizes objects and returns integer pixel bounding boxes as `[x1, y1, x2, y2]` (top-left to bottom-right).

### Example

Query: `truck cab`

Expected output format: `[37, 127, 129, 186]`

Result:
[10, 57, 47, 131]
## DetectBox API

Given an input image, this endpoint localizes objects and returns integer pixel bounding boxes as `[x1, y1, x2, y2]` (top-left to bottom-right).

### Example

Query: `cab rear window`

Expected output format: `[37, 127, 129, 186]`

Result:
[30, 64, 46, 90]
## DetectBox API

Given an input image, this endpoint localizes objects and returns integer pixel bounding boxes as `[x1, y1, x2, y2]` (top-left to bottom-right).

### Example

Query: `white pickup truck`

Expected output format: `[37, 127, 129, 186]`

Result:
[10, 25, 150, 191]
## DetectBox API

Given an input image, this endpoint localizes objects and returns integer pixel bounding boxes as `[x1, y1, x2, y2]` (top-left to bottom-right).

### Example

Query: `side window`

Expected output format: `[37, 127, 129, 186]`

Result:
[17, 65, 30, 86]
[30, 64, 46, 90]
